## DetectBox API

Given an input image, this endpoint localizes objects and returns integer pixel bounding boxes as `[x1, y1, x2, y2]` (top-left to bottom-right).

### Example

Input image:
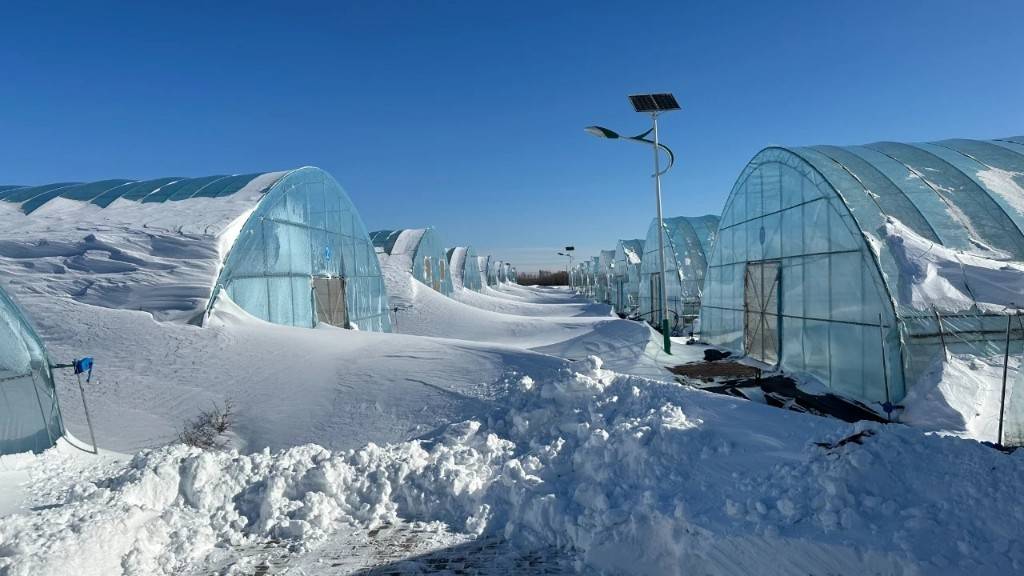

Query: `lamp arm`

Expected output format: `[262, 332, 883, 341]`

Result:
[624, 136, 676, 173]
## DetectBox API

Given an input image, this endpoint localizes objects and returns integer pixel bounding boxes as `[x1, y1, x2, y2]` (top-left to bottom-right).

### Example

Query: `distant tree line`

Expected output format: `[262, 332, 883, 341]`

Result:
[515, 269, 568, 286]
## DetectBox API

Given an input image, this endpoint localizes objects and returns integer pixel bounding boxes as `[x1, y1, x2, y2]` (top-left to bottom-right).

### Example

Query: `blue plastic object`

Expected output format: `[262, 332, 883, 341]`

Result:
[74, 357, 94, 382]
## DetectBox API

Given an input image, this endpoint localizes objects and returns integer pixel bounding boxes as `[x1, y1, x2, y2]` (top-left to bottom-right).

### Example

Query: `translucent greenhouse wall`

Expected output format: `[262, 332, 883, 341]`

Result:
[613, 239, 644, 315]
[371, 229, 454, 296]
[638, 215, 720, 329]
[0, 286, 63, 455]
[700, 137, 1024, 414]
[448, 246, 482, 291]
[596, 250, 615, 304]
[488, 259, 504, 285]
[409, 229, 454, 296]
[216, 167, 391, 332]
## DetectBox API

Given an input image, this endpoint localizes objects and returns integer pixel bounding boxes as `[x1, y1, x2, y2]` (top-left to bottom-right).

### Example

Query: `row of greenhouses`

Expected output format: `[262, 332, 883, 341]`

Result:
[575, 135, 1024, 441]
[0, 167, 517, 455]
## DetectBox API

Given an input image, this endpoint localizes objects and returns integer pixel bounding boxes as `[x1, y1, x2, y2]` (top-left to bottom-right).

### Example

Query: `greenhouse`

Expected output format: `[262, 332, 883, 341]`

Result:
[371, 228, 454, 297]
[596, 250, 616, 304]
[699, 136, 1024, 430]
[447, 246, 483, 291]
[487, 258, 505, 285]
[0, 284, 63, 455]
[0, 168, 391, 332]
[612, 239, 644, 316]
[638, 215, 720, 331]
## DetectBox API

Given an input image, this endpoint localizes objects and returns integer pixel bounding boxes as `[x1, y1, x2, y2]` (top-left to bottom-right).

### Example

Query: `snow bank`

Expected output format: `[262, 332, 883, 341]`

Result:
[883, 219, 1024, 313]
[902, 353, 1021, 443]
[5, 357, 1022, 575]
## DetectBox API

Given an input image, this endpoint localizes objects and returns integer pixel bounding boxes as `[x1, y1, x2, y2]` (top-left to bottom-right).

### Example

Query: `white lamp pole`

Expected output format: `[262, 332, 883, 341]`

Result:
[584, 92, 679, 353]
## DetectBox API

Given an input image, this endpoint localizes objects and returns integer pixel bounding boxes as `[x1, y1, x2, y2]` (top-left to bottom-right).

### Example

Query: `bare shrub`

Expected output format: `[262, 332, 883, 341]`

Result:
[179, 399, 234, 449]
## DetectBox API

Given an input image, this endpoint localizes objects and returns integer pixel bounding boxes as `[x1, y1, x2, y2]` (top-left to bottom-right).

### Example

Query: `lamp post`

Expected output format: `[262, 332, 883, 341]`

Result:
[585, 92, 680, 354]
[557, 252, 573, 287]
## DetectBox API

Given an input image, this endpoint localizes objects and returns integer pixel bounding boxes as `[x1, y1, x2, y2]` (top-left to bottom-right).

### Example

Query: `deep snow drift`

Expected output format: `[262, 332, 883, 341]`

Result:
[3, 356, 1022, 576]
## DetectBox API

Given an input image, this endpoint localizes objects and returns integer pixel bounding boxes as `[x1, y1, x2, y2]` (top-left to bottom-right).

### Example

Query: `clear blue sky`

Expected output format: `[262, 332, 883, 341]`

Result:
[2, 1, 1022, 272]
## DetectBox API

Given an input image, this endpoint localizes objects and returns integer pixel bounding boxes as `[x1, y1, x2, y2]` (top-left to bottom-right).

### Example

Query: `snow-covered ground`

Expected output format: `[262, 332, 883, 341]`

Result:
[2, 271, 1024, 575]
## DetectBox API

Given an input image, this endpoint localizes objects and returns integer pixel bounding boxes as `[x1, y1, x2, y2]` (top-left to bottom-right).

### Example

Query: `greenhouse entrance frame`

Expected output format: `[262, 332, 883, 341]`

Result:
[312, 276, 348, 328]
[650, 272, 663, 327]
[744, 260, 781, 365]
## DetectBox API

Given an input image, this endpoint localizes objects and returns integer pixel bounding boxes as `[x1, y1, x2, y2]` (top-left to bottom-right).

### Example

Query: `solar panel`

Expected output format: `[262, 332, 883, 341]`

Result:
[652, 93, 680, 110]
[629, 94, 658, 113]
[628, 93, 680, 113]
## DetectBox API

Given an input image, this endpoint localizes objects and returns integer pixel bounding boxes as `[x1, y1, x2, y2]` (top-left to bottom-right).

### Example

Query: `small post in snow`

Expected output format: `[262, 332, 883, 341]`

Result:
[51, 357, 98, 454]
[998, 313, 1013, 447]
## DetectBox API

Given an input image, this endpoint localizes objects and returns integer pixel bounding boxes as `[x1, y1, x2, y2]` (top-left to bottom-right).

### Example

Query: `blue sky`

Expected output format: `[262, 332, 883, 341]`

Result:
[2, 1, 1022, 272]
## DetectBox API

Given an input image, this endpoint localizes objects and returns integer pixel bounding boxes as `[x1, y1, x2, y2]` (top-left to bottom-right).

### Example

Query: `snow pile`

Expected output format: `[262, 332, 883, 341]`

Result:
[4, 357, 1023, 575]
[883, 219, 1024, 313]
[902, 353, 1021, 443]
[448, 246, 468, 290]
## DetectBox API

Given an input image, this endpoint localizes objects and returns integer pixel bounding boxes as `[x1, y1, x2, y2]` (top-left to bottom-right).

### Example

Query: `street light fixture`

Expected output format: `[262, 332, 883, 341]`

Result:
[557, 251, 574, 288]
[585, 92, 680, 354]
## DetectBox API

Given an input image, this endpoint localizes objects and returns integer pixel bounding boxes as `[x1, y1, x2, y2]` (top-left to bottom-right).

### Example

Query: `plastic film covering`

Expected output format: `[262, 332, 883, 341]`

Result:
[486, 258, 505, 286]
[594, 250, 615, 304]
[613, 239, 644, 315]
[0, 285, 62, 455]
[217, 168, 391, 332]
[638, 215, 720, 330]
[1, 173, 269, 214]
[371, 228, 454, 297]
[447, 246, 482, 291]
[700, 137, 1024, 416]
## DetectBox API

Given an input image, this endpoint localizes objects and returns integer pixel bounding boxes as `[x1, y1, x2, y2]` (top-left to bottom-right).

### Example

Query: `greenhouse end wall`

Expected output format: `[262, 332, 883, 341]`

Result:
[217, 167, 391, 332]
[0, 286, 63, 455]
[638, 215, 719, 330]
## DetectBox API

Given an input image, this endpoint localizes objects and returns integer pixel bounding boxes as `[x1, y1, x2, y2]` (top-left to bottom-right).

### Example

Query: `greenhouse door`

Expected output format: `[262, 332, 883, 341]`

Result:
[616, 278, 625, 311]
[650, 272, 663, 326]
[744, 261, 780, 364]
[423, 257, 434, 290]
[313, 276, 348, 328]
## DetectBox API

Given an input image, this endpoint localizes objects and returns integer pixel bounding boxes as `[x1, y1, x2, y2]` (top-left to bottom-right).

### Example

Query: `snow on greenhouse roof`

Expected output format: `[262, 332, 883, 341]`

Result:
[0, 173, 279, 214]
[619, 239, 644, 266]
[0, 171, 289, 322]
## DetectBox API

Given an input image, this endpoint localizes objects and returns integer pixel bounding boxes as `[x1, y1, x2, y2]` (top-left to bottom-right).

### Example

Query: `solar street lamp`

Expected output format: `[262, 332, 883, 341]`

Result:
[585, 92, 680, 354]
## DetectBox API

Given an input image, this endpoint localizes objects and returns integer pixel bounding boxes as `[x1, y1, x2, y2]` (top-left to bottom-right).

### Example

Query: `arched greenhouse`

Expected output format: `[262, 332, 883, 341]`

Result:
[612, 239, 644, 316]
[699, 137, 1024, 425]
[0, 168, 391, 332]
[447, 246, 483, 291]
[371, 228, 454, 296]
[0, 285, 63, 455]
[638, 215, 720, 330]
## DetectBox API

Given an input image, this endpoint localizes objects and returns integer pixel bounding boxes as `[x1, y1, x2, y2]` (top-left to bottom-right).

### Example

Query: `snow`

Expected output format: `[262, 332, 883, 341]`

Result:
[977, 166, 1024, 219]
[902, 353, 1020, 443]
[3, 201, 1024, 574]
[448, 246, 468, 290]
[883, 218, 1024, 313]
[0, 172, 285, 322]
[3, 354, 1023, 575]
